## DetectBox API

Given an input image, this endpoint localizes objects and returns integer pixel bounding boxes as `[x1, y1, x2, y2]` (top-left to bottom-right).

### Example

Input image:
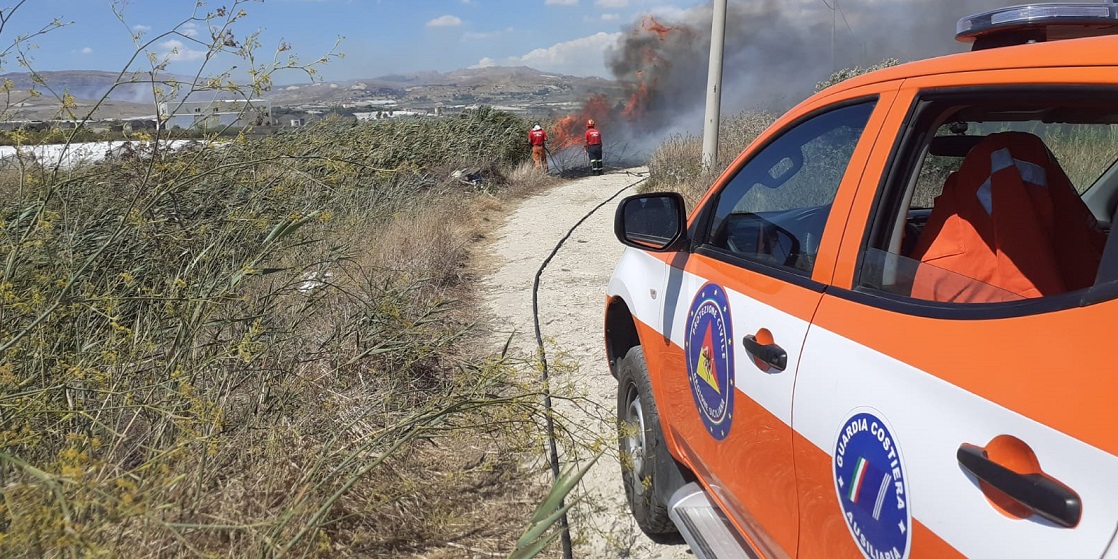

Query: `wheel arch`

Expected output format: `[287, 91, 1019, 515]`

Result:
[608, 298, 697, 510]
[605, 295, 641, 378]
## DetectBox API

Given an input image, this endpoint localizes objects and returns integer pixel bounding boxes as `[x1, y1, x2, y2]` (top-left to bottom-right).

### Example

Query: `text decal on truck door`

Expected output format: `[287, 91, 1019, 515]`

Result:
[834, 411, 911, 559]
[685, 283, 735, 440]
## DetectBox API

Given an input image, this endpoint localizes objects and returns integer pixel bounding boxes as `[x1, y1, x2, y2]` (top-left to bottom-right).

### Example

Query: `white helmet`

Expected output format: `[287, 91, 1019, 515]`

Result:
[532, 124, 542, 131]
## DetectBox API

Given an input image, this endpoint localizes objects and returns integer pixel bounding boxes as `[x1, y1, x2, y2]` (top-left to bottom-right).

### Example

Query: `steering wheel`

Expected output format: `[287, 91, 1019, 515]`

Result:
[723, 213, 801, 268]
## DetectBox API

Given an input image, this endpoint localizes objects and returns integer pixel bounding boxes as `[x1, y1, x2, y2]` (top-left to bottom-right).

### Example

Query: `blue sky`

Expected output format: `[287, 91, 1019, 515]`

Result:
[6, 0, 702, 82]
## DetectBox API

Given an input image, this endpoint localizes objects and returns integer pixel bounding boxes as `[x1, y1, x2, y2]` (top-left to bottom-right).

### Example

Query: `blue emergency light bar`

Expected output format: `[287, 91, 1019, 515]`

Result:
[957, 3, 1118, 49]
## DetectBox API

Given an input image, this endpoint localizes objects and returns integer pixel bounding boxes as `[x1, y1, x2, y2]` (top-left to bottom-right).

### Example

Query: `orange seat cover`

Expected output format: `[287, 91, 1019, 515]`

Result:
[910, 132, 1105, 303]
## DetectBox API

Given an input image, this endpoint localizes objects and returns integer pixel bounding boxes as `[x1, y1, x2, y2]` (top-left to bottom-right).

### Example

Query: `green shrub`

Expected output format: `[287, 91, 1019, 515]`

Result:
[0, 1, 556, 554]
[0, 96, 545, 557]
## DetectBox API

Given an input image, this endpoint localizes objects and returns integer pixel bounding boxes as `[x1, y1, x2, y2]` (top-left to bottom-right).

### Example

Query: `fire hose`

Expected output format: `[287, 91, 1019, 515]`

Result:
[543, 145, 562, 176]
[531, 173, 648, 559]
[545, 143, 623, 177]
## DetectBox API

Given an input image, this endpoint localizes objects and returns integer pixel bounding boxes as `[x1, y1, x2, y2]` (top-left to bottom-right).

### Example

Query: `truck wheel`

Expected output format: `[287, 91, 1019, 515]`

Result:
[617, 346, 677, 536]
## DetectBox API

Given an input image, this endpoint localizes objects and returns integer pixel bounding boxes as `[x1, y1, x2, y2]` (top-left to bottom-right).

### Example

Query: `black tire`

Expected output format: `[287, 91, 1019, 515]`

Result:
[617, 346, 677, 536]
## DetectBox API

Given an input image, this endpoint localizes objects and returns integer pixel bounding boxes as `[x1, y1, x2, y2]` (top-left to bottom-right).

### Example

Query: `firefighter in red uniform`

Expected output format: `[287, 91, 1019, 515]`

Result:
[528, 124, 548, 171]
[585, 119, 603, 176]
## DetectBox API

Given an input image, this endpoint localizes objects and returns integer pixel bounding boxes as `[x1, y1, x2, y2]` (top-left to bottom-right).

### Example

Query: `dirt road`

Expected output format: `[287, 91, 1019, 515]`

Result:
[482, 168, 691, 558]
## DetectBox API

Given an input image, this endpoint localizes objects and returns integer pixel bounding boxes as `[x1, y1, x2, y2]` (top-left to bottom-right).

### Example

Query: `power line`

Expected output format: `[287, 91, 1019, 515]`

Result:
[827, 0, 836, 71]
[836, 0, 865, 65]
[824, 0, 866, 68]
[838, 1, 854, 39]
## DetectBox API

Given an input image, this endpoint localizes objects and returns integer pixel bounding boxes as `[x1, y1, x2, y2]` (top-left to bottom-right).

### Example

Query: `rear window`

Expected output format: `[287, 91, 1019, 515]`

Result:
[911, 120, 1118, 209]
[857, 89, 1118, 311]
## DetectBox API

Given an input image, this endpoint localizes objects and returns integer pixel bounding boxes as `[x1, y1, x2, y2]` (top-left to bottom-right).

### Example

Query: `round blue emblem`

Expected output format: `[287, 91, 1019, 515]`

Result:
[684, 283, 734, 440]
[834, 411, 911, 559]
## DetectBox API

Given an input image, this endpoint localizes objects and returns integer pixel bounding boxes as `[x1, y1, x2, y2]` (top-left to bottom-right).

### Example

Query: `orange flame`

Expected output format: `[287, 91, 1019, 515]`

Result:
[641, 16, 676, 40]
[551, 94, 612, 150]
[622, 79, 651, 119]
[548, 15, 683, 148]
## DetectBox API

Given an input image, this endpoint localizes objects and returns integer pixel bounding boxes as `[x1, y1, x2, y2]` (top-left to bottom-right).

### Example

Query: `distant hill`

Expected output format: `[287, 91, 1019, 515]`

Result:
[0, 66, 621, 120]
[266, 66, 622, 114]
[0, 70, 179, 120]
[372, 71, 445, 84]
[0, 70, 170, 103]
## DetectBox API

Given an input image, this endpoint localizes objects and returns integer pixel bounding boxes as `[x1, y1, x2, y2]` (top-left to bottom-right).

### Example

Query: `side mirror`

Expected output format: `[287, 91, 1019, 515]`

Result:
[614, 192, 687, 251]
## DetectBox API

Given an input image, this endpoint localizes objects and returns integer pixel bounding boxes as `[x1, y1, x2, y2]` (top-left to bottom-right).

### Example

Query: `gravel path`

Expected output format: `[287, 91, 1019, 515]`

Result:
[481, 167, 692, 558]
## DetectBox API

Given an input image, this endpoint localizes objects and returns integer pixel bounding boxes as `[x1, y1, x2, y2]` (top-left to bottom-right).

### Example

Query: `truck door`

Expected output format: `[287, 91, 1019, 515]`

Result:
[793, 82, 1118, 558]
[662, 97, 889, 557]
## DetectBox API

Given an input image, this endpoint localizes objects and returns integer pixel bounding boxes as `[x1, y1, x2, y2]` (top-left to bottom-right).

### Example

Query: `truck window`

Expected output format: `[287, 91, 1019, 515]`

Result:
[858, 89, 1118, 307]
[703, 101, 876, 276]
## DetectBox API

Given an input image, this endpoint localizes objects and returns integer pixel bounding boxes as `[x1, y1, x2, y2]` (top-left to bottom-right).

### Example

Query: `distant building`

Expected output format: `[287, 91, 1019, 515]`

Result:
[343, 99, 397, 110]
[159, 99, 272, 130]
[125, 118, 159, 131]
[353, 109, 435, 122]
[280, 111, 317, 127]
[0, 120, 31, 132]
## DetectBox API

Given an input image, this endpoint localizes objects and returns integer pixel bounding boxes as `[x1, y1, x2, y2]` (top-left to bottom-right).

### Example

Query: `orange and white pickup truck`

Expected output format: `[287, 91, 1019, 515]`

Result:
[605, 4, 1118, 558]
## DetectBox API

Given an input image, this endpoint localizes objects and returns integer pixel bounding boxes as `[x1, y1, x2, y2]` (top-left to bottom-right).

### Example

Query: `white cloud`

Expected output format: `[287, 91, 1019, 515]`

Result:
[158, 39, 206, 62]
[517, 32, 620, 64]
[180, 22, 200, 38]
[509, 31, 621, 77]
[80, 47, 93, 54]
[596, 0, 628, 7]
[645, 5, 689, 21]
[471, 57, 498, 69]
[426, 15, 463, 27]
[545, 0, 578, 5]
[601, 13, 620, 21]
[132, 24, 151, 33]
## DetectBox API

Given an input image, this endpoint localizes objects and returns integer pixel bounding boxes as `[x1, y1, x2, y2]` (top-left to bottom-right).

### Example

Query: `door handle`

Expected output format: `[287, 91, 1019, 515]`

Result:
[742, 334, 787, 372]
[957, 443, 1081, 528]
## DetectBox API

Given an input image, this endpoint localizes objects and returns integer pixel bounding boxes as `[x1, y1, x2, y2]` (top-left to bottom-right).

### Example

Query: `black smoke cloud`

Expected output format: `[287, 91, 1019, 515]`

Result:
[604, 0, 1013, 147]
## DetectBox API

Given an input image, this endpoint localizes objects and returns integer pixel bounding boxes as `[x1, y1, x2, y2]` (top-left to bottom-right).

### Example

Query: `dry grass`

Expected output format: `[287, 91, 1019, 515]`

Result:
[0, 2, 572, 556]
[363, 195, 476, 292]
[645, 110, 777, 206]
[1045, 128, 1118, 191]
[0, 109, 557, 558]
[505, 161, 563, 197]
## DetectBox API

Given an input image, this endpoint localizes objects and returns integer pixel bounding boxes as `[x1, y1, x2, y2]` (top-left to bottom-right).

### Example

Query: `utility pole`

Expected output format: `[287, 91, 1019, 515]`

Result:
[832, 0, 837, 72]
[701, 0, 728, 171]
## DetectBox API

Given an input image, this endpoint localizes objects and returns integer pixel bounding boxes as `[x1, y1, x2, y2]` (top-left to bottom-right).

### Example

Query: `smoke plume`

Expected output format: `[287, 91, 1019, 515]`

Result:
[563, 0, 1015, 159]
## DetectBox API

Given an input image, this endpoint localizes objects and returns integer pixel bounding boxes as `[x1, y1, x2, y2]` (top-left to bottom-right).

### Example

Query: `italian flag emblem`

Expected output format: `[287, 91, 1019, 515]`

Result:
[847, 457, 868, 503]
